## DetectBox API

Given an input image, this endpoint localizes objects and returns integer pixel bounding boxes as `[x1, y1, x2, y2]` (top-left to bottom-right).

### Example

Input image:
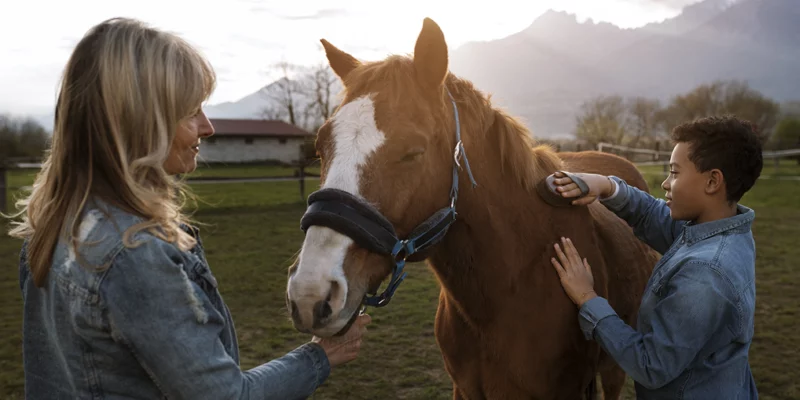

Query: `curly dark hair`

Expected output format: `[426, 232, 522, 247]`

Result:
[671, 115, 763, 203]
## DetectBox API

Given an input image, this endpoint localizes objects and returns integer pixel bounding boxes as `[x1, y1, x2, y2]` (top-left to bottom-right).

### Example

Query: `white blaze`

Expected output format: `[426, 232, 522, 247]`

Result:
[289, 95, 386, 327]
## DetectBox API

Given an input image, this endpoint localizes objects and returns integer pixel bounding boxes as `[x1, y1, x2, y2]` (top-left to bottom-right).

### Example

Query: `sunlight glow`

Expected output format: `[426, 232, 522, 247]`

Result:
[0, 0, 697, 116]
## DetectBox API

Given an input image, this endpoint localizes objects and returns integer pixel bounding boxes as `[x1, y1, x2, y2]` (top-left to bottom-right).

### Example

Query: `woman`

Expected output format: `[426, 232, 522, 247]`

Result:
[7, 17, 370, 399]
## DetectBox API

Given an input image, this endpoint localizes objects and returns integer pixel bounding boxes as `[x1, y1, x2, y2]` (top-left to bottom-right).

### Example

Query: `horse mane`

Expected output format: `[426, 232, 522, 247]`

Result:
[444, 74, 564, 192]
[343, 55, 563, 193]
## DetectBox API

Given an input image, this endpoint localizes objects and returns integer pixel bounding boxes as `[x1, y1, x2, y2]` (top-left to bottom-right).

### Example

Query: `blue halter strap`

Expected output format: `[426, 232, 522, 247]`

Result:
[361, 87, 477, 307]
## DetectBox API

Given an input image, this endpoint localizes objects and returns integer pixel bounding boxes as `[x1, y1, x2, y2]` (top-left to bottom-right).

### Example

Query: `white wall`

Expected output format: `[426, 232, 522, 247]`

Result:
[198, 136, 305, 164]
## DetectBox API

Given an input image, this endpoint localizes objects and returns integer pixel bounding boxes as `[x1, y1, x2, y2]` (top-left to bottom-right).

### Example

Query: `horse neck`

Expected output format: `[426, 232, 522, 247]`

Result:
[426, 103, 563, 326]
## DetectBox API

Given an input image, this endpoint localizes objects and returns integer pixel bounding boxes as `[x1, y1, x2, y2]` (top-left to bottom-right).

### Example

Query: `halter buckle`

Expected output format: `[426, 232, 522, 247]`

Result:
[453, 140, 463, 168]
[391, 239, 410, 263]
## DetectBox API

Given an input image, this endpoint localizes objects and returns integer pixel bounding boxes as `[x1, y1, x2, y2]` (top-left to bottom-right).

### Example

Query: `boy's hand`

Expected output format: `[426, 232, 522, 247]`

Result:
[552, 171, 615, 206]
[550, 237, 597, 307]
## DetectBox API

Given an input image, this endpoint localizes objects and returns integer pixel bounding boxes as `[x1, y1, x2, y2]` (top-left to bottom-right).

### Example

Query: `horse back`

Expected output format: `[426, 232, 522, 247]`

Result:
[558, 150, 651, 193]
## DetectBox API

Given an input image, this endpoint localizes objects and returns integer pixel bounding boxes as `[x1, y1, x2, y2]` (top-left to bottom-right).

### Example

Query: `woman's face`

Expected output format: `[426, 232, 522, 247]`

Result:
[164, 109, 214, 175]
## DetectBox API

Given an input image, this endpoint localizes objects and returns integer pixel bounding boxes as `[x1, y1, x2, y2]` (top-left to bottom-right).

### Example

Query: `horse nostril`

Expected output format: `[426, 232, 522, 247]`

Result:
[313, 299, 332, 323]
[290, 300, 300, 322]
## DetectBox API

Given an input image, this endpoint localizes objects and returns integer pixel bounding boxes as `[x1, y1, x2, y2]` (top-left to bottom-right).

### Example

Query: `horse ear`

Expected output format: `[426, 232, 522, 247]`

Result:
[413, 18, 449, 90]
[320, 39, 361, 82]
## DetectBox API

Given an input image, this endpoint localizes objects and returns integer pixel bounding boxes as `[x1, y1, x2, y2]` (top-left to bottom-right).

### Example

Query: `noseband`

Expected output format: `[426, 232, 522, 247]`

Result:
[300, 88, 477, 307]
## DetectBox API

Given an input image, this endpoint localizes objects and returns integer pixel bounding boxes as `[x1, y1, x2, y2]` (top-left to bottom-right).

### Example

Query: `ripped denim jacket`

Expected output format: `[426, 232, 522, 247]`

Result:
[19, 198, 329, 399]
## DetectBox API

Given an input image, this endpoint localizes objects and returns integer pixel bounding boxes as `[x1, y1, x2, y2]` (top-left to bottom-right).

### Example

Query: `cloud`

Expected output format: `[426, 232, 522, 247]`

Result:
[641, 0, 704, 7]
[58, 36, 82, 51]
[278, 8, 348, 20]
[227, 33, 285, 50]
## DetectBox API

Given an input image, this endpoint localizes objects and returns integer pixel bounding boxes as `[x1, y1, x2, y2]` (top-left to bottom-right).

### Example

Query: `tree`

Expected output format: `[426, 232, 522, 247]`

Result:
[262, 61, 307, 128]
[627, 97, 663, 148]
[0, 113, 50, 212]
[574, 95, 629, 148]
[260, 61, 342, 135]
[771, 117, 800, 164]
[0, 113, 50, 161]
[781, 101, 800, 118]
[303, 63, 341, 133]
[660, 80, 780, 143]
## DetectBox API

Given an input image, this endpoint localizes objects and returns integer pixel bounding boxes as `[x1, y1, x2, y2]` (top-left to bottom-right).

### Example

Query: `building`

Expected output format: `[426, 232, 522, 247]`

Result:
[201, 118, 313, 165]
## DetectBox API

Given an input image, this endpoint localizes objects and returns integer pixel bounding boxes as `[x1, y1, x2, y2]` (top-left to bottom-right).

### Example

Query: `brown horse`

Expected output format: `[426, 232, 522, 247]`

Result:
[286, 18, 659, 399]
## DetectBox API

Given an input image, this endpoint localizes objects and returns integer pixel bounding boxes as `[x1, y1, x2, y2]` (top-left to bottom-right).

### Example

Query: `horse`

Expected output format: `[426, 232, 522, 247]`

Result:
[285, 17, 659, 399]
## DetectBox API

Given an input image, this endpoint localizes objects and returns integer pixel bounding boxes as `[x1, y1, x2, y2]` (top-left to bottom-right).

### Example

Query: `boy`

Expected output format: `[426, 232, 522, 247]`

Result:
[548, 115, 761, 399]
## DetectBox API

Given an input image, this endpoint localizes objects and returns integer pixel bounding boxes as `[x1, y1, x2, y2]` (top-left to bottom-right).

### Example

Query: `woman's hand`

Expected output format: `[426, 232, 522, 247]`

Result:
[550, 237, 598, 307]
[313, 314, 372, 367]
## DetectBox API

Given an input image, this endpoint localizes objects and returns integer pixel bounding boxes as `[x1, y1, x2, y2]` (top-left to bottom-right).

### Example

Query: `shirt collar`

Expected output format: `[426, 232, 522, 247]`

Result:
[683, 204, 754, 245]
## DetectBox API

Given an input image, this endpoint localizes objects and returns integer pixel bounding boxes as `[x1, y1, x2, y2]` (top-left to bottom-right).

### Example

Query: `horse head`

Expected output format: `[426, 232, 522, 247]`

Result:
[285, 18, 474, 337]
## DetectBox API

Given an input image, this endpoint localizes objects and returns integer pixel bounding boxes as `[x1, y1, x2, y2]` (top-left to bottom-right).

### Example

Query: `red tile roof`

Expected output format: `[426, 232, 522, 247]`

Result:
[209, 118, 313, 137]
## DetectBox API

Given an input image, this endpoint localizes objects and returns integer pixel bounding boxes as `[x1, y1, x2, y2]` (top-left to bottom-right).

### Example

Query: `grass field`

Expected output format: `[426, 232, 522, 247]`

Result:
[1, 163, 798, 399]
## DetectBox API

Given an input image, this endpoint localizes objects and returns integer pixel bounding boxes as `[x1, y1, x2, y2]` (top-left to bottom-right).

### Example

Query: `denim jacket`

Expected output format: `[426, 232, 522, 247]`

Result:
[579, 176, 758, 399]
[19, 198, 330, 399]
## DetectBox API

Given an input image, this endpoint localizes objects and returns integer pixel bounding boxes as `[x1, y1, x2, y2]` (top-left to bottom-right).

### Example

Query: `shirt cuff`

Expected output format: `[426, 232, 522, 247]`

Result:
[578, 296, 618, 340]
[604, 177, 620, 200]
[298, 342, 331, 387]
[598, 176, 628, 211]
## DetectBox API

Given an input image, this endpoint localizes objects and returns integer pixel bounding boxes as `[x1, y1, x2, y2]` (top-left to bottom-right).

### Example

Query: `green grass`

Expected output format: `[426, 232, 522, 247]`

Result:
[0, 165, 799, 400]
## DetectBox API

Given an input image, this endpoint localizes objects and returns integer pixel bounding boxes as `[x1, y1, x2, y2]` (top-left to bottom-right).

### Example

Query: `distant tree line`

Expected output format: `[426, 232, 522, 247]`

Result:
[0, 114, 50, 165]
[573, 80, 800, 157]
[5, 77, 799, 166]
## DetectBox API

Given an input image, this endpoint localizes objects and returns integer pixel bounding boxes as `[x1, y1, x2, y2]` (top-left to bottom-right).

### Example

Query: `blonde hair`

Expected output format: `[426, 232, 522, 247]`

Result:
[6, 17, 216, 287]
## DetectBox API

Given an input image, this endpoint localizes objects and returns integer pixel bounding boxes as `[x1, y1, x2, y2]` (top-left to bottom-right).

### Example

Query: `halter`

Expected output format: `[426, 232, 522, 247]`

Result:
[300, 87, 477, 308]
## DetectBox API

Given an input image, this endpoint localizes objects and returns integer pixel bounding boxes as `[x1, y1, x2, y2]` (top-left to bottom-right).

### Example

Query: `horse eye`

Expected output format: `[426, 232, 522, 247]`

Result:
[400, 148, 425, 162]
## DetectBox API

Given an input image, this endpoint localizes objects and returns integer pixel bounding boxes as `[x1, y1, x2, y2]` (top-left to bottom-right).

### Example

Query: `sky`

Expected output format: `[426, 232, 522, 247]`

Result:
[0, 0, 702, 117]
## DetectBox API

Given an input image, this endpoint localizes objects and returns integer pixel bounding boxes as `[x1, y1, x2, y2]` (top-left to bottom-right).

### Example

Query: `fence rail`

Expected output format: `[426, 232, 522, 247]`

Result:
[596, 142, 800, 168]
[4, 145, 800, 212]
[0, 162, 315, 213]
[597, 142, 800, 158]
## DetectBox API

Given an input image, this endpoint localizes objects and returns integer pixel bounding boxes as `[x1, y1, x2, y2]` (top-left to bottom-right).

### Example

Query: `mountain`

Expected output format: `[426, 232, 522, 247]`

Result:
[204, 78, 289, 120]
[447, 0, 800, 138]
[188, 0, 800, 139]
[639, 0, 739, 36]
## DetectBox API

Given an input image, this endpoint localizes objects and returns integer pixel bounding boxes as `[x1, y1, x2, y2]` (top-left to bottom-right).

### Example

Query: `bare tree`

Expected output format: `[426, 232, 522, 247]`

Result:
[302, 63, 341, 132]
[260, 104, 285, 121]
[626, 97, 662, 148]
[263, 61, 307, 127]
[574, 95, 629, 148]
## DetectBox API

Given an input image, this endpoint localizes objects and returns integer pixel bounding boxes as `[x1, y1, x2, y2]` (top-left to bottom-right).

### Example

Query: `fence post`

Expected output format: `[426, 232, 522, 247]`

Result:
[0, 163, 7, 214]
[299, 164, 305, 201]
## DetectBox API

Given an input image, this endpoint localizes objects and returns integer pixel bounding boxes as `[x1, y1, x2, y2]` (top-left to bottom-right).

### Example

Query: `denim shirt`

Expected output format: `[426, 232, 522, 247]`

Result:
[19, 198, 330, 399]
[578, 176, 758, 399]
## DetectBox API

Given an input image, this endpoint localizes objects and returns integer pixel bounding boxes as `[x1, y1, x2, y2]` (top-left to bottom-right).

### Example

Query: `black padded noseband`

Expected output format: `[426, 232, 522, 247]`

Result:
[300, 189, 398, 255]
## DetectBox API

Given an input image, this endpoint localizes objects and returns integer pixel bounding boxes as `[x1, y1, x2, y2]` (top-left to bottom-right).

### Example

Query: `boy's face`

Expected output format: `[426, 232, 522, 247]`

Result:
[661, 142, 710, 221]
